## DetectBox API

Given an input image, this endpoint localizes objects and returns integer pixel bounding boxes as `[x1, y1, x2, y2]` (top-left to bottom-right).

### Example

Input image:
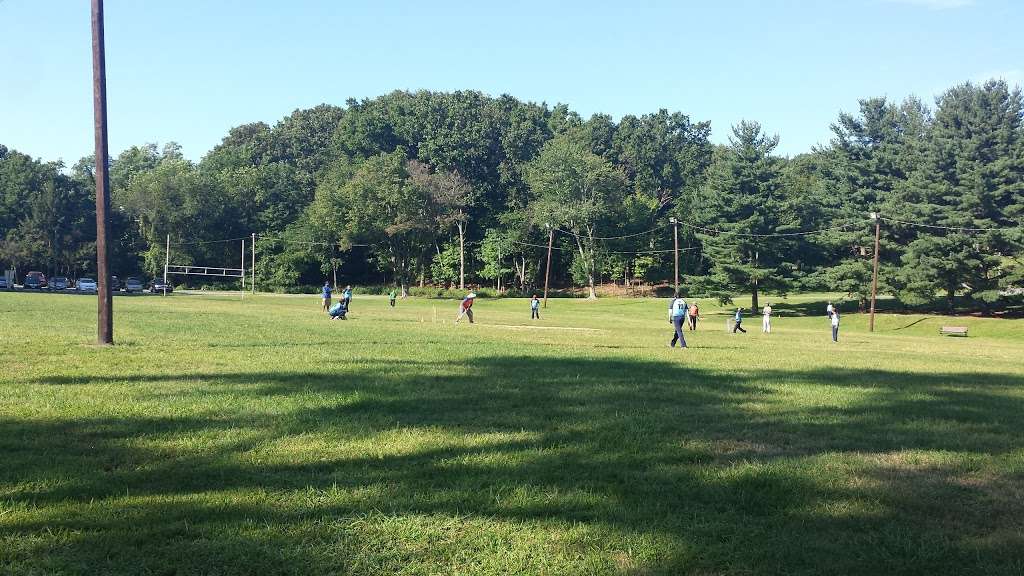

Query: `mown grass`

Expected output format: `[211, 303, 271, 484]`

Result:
[1, 290, 1023, 575]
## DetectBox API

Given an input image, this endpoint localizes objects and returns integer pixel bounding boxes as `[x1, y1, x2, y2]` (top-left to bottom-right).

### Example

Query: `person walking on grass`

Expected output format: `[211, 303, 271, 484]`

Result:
[320, 281, 332, 313]
[732, 308, 747, 333]
[531, 294, 540, 319]
[456, 292, 476, 323]
[389, 288, 397, 307]
[762, 303, 772, 333]
[826, 301, 834, 318]
[688, 302, 699, 331]
[667, 295, 688, 349]
[342, 285, 353, 310]
[831, 308, 840, 342]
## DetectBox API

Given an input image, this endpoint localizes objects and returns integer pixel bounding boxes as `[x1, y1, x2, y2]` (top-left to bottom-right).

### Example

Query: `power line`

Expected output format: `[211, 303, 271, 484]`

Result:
[681, 219, 871, 238]
[554, 223, 672, 240]
[879, 216, 1014, 233]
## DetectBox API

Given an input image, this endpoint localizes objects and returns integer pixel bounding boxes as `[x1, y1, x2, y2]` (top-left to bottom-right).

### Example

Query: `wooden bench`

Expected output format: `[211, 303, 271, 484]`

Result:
[939, 326, 968, 337]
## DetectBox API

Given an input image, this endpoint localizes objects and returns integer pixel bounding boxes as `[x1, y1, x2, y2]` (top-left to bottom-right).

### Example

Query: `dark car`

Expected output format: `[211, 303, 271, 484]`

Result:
[50, 277, 70, 290]
[110, 276, 121, 291]
[0, 277, 9, 290]
[24, 271, 47, 289]
[124, 277, 144, 293]
[149, 279, 174, 293]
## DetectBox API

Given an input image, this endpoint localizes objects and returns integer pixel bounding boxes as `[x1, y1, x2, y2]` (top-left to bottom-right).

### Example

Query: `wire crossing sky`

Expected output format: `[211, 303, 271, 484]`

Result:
[1, 0, 1022, 164]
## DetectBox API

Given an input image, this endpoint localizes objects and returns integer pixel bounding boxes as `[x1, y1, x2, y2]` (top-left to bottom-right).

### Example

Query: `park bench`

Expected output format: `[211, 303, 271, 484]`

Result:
[939, 326, 968, 337]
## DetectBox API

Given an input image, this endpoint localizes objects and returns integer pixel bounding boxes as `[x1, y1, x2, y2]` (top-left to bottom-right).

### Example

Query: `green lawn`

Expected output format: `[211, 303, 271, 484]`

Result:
[2, 290, 1023, 575]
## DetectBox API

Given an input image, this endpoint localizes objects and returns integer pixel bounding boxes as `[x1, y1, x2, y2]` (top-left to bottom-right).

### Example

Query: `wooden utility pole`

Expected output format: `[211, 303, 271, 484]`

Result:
[543, 224, 554, 308]
[251, 233, 256, 293]
[163, 234, 170, 296]
[92, 0, 113, 344]
[671, 217, 679, 297]
[869, 212, 881, 332]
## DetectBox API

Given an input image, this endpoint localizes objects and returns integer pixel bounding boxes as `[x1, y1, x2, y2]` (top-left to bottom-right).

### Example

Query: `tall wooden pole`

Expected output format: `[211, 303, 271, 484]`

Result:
[92, 0, 113, 344]
[543, 225, 553, 308]
[251, 233, 256, 293]
[163, 234, 170, 296]
[671, 218, 679, 297]
[869, 213, 881, 333]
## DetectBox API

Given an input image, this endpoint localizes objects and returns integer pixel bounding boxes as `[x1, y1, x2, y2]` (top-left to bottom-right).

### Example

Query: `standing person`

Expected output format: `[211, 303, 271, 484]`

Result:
[455, 292, 476, 324]
[831, 309, 840, 342]
[342, 285, 353, 310]
[320, 281, 332, 313]
[667, 296, 688, 348]
[762, 303, 772, 333]
[388, 288, 397, 307]
[732, 308, 747, 333]
[531, 294, 540, 319]
[688, 301, 699, 330]
[826, 301, 834, 318]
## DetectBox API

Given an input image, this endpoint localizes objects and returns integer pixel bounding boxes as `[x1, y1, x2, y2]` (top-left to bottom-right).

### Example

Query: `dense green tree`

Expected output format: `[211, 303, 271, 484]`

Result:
[525, 136, 627, 298]
[694, 122, 796, 308]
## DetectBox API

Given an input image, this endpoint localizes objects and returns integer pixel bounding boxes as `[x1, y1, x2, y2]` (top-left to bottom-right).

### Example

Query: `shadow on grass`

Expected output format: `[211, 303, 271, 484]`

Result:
[5, 357, 1024, 575]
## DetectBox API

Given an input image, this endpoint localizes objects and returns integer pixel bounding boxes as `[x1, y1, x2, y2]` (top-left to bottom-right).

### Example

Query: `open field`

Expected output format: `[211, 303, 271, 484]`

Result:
[2, 291, 1023, 575]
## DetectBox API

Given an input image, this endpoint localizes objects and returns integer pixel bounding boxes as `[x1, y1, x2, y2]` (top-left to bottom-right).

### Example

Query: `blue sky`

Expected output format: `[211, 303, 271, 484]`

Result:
[1, 0, 1021, 164]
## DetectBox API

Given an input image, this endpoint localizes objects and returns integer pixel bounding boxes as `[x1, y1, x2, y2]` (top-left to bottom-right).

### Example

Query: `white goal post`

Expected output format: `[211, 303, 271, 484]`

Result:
[163, 236, 248, 291]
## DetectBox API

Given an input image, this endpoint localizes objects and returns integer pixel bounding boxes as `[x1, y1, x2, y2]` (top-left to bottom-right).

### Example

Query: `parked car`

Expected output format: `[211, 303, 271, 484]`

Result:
[149, 279, 174, 293]
[24, 271, 47, 289]
[50, 277, 70, 290]
[77, 277, 97, 292]
[0, 277, 9, 290]
[110, 276, 121, 291]
[124, 277, 144, 293]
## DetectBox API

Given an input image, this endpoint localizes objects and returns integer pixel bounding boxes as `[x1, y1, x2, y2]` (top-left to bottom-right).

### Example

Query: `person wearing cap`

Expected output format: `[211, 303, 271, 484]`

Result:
[456, 292, 476, 323]
[762, 303, 772, 333]
[732, 308, 747, 333]
[667, 295, 688, 348]
[530, 294, 540, 319]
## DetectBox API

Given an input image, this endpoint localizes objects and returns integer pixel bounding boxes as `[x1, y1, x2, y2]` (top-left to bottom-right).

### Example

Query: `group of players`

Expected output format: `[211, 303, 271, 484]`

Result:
[319, 281, 842, 343]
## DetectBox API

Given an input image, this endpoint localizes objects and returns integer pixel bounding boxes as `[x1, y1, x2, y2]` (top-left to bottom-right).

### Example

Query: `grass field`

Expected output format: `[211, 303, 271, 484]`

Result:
[2, 290, 1023, 575]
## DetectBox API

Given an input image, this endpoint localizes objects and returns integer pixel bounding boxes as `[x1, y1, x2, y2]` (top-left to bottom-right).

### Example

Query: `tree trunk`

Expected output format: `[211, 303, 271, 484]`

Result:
[751, 250, 759, 310]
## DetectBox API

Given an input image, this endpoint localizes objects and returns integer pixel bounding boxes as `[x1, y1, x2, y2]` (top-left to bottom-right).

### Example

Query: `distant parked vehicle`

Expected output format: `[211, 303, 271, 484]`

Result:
[124, 277, 144, 293]
[0, 277, 9, 290]
[50, 277, 70, 290]
[77, 278, 97, 292]
[149, 279, 174, 293]
[24, 271, 47, 289]
[110, 276, 121, 291]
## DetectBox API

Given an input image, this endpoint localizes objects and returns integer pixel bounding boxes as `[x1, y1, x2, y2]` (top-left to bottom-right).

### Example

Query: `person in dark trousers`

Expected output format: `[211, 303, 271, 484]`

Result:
[667, 296, 688, 348]
[389, 288, 397, 307]
[531, 294, 540, 319]
[831, 309, 840, 342]
[342, 285, 353, 310]
[688, 302, 699, 330]
[320, 281, 332, 313]
[732, 308, 747, 333]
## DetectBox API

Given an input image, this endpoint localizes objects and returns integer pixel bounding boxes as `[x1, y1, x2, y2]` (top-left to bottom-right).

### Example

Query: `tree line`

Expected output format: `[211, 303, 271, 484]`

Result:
[1, 80, 1022, 310]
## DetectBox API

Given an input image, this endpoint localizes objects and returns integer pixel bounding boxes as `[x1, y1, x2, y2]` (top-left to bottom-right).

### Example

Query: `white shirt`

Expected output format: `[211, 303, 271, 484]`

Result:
[826, 304, 834, 314]
[763, 306, 772, 316]
[831, 314, 840, 327]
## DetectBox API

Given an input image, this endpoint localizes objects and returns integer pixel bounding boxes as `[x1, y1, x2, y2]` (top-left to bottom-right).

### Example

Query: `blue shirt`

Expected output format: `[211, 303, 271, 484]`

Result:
[343, 289, 352, 299]
[670, 298, 687, 318]
[531, 298, 539, 309]
[734, 310, 743, 322]
[322, 285, 332, 298]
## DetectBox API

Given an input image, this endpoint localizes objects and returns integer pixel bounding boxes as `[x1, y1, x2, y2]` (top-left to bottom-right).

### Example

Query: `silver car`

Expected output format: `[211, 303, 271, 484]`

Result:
[77, 277, 97, 292]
